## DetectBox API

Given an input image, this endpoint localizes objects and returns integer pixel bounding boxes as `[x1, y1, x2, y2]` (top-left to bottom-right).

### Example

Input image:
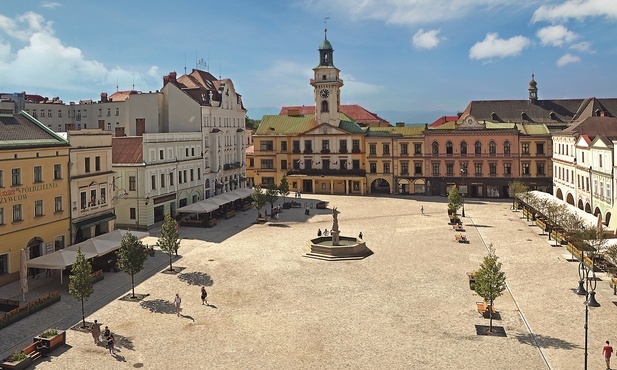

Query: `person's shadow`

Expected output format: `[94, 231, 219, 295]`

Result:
[179, 314, 195, 322]
[205, 303, 218, 309]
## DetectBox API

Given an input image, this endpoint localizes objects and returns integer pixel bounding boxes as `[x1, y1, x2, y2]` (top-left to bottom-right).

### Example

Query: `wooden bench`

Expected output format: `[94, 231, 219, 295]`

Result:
[23, 341, 42, 360]
[476, 301, 496, 318]
[257, 217, 267, 223]
[455, 234, 469, 243]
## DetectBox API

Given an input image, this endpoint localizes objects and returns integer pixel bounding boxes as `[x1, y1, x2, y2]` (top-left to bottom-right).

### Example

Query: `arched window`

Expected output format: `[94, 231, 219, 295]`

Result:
[504, 141, 511, 155]
[489, 141, 496, 155]
[446, 141, 453, 155]
[460, 141, 467, 155]
[474, 141, 482, 155]
[432, 141, 439, 155]
[321, 100, 329, 113]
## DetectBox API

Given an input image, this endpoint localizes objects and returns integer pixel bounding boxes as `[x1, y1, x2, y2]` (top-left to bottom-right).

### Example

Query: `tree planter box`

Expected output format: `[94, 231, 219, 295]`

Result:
[224, 210, 236, 219]
[242, 203, 253, 211]
[1, 357, 32, 370]
[33, 330, 66, 351]
[206, 219, 217, 228]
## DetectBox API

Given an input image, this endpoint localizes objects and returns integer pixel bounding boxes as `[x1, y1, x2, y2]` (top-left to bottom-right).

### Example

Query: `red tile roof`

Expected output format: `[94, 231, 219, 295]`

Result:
[430, 115, 459, 127]
[109, 90, 139, 102]
[280, 104, 390, 127]
[112, 137, 143, 164]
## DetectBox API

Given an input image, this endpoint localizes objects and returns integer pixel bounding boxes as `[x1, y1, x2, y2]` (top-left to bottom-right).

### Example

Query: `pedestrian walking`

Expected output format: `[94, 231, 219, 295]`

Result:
[201, 286, 208, 306]
[106, 334, 115, 354]
[90, 320, 102, 344]
[604, 340, 613, 370]
[317, 229, 322, 236]
[174, 293, 182, 316]
[323, 229, 329, 237]
[358, 232, 363, 239]
[103, 326, 110, 339]
[420, 205, 424, 215]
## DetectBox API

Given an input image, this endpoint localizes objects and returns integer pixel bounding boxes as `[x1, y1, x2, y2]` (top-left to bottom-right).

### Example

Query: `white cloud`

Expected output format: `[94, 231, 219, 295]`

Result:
[304, 0, 527, 25]
[412, 29, 445, 50]
[556, 53, 581, 67]
[537, 25, 577, 46]
[532, 0, 617, 23]
[0, 12, 160, 99]
[40, 2, 62, 9]
[469, 33, 531, 60]
[569, 41, 594, 53]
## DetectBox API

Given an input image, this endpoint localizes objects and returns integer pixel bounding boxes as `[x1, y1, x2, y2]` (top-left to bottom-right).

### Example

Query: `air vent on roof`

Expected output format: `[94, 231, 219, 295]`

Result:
[491, 112, 498, 121]
[549, 111, 557, 120]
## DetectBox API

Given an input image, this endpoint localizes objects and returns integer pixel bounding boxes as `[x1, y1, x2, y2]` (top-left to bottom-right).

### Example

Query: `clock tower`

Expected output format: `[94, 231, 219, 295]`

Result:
[311, 28, 344, 127]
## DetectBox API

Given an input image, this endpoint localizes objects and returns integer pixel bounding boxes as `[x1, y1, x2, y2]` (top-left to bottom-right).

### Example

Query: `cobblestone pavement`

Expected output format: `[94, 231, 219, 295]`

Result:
[1, 194, 615, 369]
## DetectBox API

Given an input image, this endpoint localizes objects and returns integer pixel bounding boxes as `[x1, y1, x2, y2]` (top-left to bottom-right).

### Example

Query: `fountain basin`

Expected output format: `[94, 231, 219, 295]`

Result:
[304, 236, 373, 260]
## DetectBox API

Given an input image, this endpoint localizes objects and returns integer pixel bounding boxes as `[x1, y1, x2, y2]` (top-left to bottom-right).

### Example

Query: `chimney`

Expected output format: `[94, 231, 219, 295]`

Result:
[169, 72, 177, 83]
[163, 75, 170, 86]
[100, 93, 108, 102]
[396, 122, 405, 127]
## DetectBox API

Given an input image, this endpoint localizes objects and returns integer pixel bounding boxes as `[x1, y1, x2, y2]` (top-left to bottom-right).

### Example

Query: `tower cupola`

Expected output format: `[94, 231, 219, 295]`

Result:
[318, 28, 334, 67]
[528, 74, 538, 103]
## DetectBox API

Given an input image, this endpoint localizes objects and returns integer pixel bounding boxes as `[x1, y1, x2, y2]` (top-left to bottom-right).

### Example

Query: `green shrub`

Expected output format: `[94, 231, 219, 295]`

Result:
[8, 351, 28, 362]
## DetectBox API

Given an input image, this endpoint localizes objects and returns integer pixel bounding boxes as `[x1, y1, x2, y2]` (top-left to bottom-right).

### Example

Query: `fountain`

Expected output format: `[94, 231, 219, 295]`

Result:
[304, 207, 373, 260]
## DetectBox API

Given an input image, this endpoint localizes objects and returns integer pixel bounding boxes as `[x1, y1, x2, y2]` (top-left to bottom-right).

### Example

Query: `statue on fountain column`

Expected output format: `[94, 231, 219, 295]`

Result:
[332, 207, 340, 245]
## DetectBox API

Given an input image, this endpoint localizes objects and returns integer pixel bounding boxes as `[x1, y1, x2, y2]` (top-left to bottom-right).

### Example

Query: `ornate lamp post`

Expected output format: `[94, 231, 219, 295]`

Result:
[575, 250, 601, 370]
[460, 168, 466, 217]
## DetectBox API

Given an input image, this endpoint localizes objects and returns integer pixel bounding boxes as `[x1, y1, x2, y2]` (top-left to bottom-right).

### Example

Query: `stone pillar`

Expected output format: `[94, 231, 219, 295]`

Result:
[331, 230, 340, 246]
[330, 179, 334, 194]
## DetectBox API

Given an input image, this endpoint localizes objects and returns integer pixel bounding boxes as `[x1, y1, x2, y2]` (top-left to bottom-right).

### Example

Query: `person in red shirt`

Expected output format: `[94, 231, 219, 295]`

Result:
[603, 340, 614, 370]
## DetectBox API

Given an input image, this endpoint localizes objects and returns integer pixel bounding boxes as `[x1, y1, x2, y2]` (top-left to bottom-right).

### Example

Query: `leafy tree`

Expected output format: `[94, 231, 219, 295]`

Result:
[266, 181, 279, 211]
[544, 200, 568, 245]
[68, 247, 94, 329]
[447, 184, 463, 214]
[158, 214, 181, 272]
[251, 185, 267, 218]
[508, 180, 528, 210]
[578, 224, 607, 255]
[474, 244, 507, 332]
[117, 232, 148, 298]
[245, 115, 261, 130]
[561, 211, 585, 250]
[278, 175, 290, 204]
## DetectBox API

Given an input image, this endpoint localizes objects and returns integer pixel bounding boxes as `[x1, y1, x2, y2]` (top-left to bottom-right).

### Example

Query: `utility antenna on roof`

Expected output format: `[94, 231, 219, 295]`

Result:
[184, 52, 187, 75]
[197, 58, 207, 71]
[219, 64, 221, 80]
[132, 73, 135, 91]
[116, 76, 119, 92]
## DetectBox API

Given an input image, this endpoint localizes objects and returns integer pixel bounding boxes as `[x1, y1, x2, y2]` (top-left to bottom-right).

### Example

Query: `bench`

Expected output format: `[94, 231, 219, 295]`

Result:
[476, 301, 496, 318]
[257, 217, 267, 223]
[466, 272, 476, 290]
[23, 341, 42, 360]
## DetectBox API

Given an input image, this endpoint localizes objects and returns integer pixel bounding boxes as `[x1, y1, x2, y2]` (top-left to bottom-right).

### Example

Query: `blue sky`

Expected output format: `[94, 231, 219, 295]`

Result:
[1, 0, 616, 124]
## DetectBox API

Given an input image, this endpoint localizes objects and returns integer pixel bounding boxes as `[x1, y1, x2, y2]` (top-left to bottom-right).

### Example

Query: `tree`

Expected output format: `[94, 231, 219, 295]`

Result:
[474, 244, 507, 332]
[158, 214, 181, 272]
[561, 211, 585, 251]
[278, 175, 290, 204]
[251, 185, 267, 218]
[68, 247, 94, 329]
[448, 184, 463, 214]
[544, 200, 568, 245]
[116, 232, 148, 298]
[266, 181, 279, 211]
[508, 180, 528, 210]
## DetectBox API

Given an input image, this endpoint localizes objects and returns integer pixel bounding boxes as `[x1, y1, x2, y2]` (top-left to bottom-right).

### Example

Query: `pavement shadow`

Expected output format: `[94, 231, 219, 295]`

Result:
[139, 298, 176, 314]
[114, 333, 135, 351]
[177, 271, 214, 286]
[206, 303, 218, 309]
[513, 332, 581, 350]
[180, 314, 195, 322]
[268, 223, 291, 228]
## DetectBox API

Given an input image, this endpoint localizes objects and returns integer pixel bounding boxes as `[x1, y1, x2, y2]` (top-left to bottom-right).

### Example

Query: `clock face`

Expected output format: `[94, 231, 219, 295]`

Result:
[320, 88, 330, 99]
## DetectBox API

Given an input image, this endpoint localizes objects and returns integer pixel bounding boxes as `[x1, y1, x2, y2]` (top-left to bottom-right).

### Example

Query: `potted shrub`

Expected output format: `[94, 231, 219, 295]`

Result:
[34, 329, 66, 351]
[1, 351, 32, 370]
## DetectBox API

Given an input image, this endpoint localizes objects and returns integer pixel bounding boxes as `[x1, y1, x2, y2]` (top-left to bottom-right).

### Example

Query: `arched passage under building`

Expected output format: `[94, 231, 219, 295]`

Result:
[371, 178, 390, 194]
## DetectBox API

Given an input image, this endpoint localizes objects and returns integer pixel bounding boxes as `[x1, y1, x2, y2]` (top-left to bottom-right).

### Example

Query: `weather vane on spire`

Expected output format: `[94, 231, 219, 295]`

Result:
[324, 17, 330, 35]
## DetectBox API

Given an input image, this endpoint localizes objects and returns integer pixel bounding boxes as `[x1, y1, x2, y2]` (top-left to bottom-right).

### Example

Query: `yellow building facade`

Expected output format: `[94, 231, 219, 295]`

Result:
[0, 111, 70, 286]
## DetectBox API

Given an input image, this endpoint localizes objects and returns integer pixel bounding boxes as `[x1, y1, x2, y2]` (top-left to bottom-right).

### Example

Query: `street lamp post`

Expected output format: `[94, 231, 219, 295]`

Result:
[575, 250, 601, 370]
[460, 168, 466, 217]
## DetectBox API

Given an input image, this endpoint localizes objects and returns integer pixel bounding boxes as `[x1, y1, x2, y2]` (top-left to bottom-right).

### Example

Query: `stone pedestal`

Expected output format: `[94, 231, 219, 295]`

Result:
[331, 230, 340, 246]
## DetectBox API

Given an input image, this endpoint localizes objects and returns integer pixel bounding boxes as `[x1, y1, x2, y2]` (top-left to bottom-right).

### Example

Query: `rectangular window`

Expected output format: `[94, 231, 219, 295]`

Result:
[352, 160, 360, 170]
[504, 163, 511, 175]
[383, 162, 390, 173]
[261, 177, 274, 186]
[129, 176, 136, 191]
[95, 156, 101, 171]
[304, 140, 312, 152]
[370, 163, 377, 173]
[340, 159, 347, 170]
[54, 196, 62, 212]
[304, 159, 312, 170]
[151, 175, 156, 190]
[522, 163, 530, 175]
[415, 162, 422, 175]
[185, 148, 189, 157]
[85, 157, 91, 173]
[446, 163, 454, 175]
[536, 143, 545, 155]
[100, 188, 106, 204]
[115, 108, 120, 116]
[107, 108, 111, 116]
[261, 159, 274, 169]
[352, 140, 360, 152]
[369, 144, 377, 155]
[474, 163, 483, 175]
[12, 204, 22, 222]
[197, 168, 201, 180]
[487, 163, 496, 175]
[322, 140, 330, 152]
[0, 208, 4, 225]
[432, 163, 440, 175]
[11, 168, 20, 186]
[80, 191, 87, 209]
[293, 159, 300, 170]
[58, 110, 62, 118]
[537, 163, 545, 176]
[169, 173, 174, 186]
[190, 169, 194, 181]
[340, 140, 347, 152]
[0, 170, 3, 187]
[401, 162, 409, 175]
[400, 143, 408, 155]
[383, 144, 390, 155]
[130, 208, 136, 220]
[323, 159, 330, 170]
[98, 109, 102, 117]
[160, 150, 164, 160]
[281, 160, 288, 170]
[522, 143, 530, 155]
[292, 140, 301, 152]
[161, 173, 166, 188]
[414, 143, 422, 155]
[260, 140, 274, 151]
[34, 166, 43, 183]
[281, 141, 287, 152]
[90, 189, 97, 206]
[34, 200, 43, 217]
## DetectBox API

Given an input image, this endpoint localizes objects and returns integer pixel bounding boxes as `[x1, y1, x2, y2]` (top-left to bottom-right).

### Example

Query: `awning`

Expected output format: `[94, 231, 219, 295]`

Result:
[234, 188, 253, 197]
[74, 212, 116, 229]
[27, 249, 98, 270]
[177, 201, 219, 214]
[207, 197, 232, 206]
[218, 193, 240, 202]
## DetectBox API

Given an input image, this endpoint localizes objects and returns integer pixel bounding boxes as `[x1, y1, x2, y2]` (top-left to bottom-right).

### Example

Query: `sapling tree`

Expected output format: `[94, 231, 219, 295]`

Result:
[159, 214, 181, 272]
[251, 185, 267, 218]
[448, 184, 463, 216]
[508, 180, 528, 210]
[474, 244, 507, 332]
[278, 175, 290, 204]
[68, 247, 94, 329]
[117, 232, 148, 298]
